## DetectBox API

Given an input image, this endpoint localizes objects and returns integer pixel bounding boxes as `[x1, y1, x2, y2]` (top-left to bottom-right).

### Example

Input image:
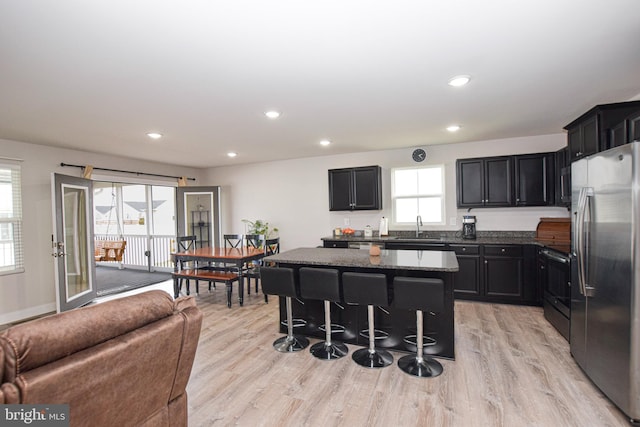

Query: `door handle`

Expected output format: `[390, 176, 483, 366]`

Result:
[576, 187, 593, 296]
[51, 238, 67, 257]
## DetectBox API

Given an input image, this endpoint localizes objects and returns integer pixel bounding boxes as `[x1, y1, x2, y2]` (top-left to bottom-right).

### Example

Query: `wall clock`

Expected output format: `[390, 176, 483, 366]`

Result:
[412, 148, 426, 162]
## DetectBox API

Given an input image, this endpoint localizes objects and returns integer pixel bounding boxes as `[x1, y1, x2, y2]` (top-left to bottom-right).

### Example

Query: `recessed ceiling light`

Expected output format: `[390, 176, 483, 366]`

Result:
[448, 75, 471, 87]
[227, 152, 237, 158]
[264, 110, 281, 119]
[447, 125, 461, 132]
[146, 132, 163, 139]
[320, 139, 331, 146]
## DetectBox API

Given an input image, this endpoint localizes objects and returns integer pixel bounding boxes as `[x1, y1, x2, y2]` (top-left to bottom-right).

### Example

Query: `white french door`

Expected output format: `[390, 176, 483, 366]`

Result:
[51, 173, 97, 312]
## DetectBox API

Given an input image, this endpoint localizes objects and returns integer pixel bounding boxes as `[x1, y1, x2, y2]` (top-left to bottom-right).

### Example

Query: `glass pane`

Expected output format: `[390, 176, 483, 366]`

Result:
[122, 184, 147, 236]
[185, 193, 213, 248]
[418, 197, 443, 223]
[418, 168, 442, 195]
[393, 169, 417, 196]
[93, 182, 118, 236]
[151, 186, 176, 267]
[63, 186, 90, 299]
[0, 223, 15, 269]
[395, 198, 418, 223]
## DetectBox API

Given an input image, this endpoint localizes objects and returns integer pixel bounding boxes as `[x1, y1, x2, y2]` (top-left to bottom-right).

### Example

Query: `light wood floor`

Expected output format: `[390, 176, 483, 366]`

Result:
[185, 287, 630, 427]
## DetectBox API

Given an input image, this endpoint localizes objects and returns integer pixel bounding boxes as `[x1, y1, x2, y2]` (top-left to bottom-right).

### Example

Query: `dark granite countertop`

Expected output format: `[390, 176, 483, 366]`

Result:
[321, 231, 571, 254]
[264, 247, 459, 272]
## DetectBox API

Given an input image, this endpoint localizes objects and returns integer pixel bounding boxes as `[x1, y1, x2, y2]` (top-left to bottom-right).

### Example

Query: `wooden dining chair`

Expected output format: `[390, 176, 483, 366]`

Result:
[245, 234, 265, 250]
[176, 236, 198, 294]
[248, 237, 280, 302]
[207, 233, 245, 275]
[224, 234, 244, 249]
[243, 234, 265, 294]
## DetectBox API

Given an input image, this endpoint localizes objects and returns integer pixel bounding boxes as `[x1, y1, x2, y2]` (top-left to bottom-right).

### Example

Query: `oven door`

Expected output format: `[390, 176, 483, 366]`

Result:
[542, 249, 571, 317]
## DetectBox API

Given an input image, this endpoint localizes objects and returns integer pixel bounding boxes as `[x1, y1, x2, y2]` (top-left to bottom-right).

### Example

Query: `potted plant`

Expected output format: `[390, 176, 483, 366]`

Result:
[242, 219, 279, 238]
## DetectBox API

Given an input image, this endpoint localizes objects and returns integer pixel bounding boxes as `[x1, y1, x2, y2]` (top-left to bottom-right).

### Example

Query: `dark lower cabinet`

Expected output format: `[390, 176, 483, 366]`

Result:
[384, 241, 540, 305]
[484, 245, 524, 299]
[449, 244, 481, 297]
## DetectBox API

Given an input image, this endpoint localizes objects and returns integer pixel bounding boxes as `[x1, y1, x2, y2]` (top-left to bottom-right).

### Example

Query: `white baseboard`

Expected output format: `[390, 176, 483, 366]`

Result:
[0, 303, 56, 326]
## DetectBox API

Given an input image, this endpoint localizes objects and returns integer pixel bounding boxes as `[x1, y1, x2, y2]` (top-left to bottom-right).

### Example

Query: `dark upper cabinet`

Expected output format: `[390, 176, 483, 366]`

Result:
[610, 110, 640, 148]
[514, 153, 555, 206]
[328, 165, 382, 211]
[554, 147, 571, 207]
[458, 154, 554, 208]
[484, 157, 513, 206]
[456, 157, 512, 208]
[456, 159, 483, 206]
[567, 114, 598, 161]
[565, 101, 640, 160]
[609, 120, 627, 149]
[630, 112, 640, 143]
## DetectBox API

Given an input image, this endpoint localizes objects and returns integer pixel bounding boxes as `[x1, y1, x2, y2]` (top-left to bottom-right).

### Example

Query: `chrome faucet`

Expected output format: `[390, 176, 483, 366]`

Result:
[416, 215, 423, 237]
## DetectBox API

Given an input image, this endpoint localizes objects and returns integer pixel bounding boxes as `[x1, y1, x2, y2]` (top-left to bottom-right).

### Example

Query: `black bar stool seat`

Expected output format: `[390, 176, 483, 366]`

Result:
[342, 272, 393, 368]
[261, 267, 309, 352]
[393, 276, 445, 378]
[299, 267, 348, 360]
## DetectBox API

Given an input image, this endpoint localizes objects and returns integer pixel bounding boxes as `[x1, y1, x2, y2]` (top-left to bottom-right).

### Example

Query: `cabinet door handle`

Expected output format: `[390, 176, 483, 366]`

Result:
[501, 248, 506, 252]
[484, 260, 488, 264]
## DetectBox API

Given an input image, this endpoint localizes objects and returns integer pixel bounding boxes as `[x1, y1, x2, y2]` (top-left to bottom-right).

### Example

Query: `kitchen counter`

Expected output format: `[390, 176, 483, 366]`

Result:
[264, 247, 458, 359]
[321, 231, 571, 255]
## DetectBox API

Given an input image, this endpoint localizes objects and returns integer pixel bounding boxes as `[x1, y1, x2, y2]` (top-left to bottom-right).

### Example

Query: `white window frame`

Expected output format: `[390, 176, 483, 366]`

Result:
[391, 164, 445, 227]
[0, 160, 24, 275]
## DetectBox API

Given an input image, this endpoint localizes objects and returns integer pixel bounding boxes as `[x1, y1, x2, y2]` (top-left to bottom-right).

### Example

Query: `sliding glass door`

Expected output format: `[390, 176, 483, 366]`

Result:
[93, 182, 175, 272]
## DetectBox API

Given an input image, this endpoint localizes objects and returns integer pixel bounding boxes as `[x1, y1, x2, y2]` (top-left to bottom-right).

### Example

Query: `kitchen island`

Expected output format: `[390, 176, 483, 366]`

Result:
[263, 247, 459, 359]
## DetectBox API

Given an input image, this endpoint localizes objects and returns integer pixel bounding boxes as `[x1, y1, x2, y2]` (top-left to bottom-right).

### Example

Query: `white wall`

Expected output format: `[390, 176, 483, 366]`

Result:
[1, 132, 570, 324]
[205, 133, 570, 251]
[0, 138, 204, 324]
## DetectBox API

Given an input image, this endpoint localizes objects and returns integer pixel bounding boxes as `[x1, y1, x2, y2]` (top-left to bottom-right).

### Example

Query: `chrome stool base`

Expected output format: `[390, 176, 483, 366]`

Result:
[310, 341, 348, 360]
[352, 348, 393, 368]
[397, 354, 443, 378]
[273, 334, 310, 353]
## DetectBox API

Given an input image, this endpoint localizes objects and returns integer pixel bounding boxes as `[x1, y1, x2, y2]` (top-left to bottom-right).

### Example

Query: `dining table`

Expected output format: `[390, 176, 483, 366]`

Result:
[172, 246, 266, 304]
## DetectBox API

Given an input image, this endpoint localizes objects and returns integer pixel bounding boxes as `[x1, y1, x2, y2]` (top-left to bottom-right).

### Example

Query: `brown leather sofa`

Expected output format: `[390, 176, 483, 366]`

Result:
[0, 290, 202, 427]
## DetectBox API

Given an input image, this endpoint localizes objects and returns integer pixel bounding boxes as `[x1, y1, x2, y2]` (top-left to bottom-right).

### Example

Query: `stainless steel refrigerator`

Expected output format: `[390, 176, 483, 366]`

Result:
[572, 141, 640, 422]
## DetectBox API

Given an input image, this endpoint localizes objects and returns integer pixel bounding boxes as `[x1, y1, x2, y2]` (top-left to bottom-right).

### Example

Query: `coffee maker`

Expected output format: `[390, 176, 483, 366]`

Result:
[462, 215, 477, 239]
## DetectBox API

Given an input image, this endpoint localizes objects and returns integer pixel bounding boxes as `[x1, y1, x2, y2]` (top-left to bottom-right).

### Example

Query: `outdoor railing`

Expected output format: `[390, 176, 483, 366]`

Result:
[95, 234, 175, 271]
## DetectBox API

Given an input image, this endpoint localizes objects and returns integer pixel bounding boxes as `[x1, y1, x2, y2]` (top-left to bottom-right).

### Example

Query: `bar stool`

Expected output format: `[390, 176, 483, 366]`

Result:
[260, 266, 309, 352]
[393, 276, 445, 378]
[342, 272, 393, 368]
[299, 267, 348, 360]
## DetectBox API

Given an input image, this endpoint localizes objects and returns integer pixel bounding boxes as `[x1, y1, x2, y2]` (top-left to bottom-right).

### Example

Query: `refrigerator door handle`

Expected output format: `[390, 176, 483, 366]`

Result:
[576, 187, 594, 297]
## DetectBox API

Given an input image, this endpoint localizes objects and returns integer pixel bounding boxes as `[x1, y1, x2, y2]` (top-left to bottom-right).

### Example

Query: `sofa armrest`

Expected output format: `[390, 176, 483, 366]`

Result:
[170, 297, 203, 402]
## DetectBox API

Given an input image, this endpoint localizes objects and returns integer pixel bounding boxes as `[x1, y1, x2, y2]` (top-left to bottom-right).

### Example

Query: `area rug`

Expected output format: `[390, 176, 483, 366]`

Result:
[96, 266, 171, 297]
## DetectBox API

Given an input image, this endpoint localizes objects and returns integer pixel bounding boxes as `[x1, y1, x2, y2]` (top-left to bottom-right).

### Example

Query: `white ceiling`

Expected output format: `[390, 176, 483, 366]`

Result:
[1, 1, 639, 168]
